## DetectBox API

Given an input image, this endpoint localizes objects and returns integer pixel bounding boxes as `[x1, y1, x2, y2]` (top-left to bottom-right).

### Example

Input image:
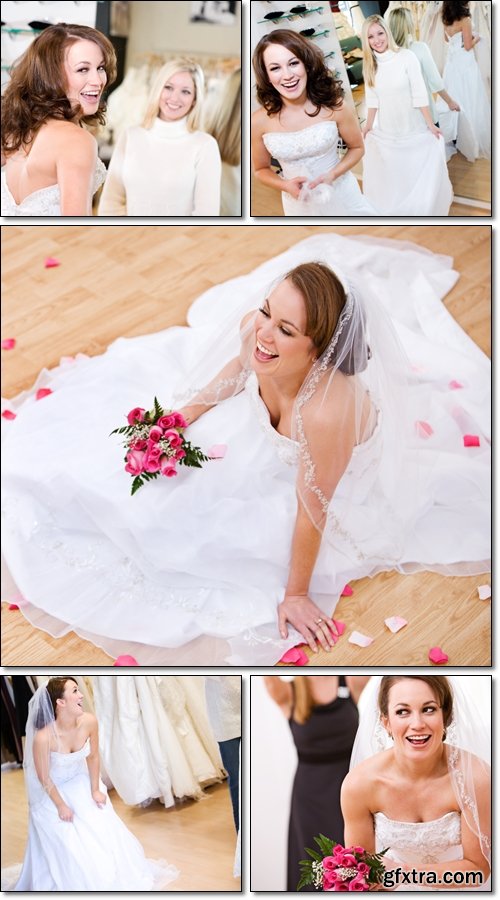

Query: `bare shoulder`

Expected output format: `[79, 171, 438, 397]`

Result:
[33, 725, 51, 747]
[305, 371, 352, 424]
[343, 751, 389, 801]
[81, 710, 98, 730]
[46, 121, 96, 160]
[252, 106, 270, 133]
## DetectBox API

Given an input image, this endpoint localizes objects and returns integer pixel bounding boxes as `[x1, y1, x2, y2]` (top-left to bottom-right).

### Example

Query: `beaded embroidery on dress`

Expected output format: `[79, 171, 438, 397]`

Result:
[1, 157, 107, 216]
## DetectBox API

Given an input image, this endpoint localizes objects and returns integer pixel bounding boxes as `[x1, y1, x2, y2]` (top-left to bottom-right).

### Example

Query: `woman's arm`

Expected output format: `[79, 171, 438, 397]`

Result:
[33, 731, 73, 821]
[341, 769, 376, 852]
[97, 130, 128, 216]
[57, 128, 96, 216]
[437, 89, 460, 111]
[362, 107, 377, 137]
[461, 18, 480, 51]
[86, 713, 106, 807]
[263, 676, 293, 713]
[346, 676, 372, 705]
[251, 109, 308, 200]
[193, 136, 222, 216]
[308, 103, 364, 189]
[178, 355, 246, 426]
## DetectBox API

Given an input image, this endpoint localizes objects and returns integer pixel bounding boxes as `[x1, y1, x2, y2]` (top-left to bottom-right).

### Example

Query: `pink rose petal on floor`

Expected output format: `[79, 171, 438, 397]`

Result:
[332, 619, 346, 636]
[2, 410, 16, 420]
[384, 616, 408, 634]
[279, 646, 309, 666]
[349, 630, 374, 648]
[8, 604, 19, 610]
[477, 584, 491, 600]
[415, 420, 434, 438]
[1, 338, 16, 350]
[207, 444, 227, 459]
[341, 584, 353, 597]
[428, 646, 449, 665]
[463, 434, 480, 447]
[448, 380, 464, 390]
[44, 256, 61, 268]
[113, 655, 139, 666]
[35, 388, 53, 400]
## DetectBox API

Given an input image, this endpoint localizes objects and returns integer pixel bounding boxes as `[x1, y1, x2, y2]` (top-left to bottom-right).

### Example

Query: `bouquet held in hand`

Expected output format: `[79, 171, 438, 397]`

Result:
[111, 398, 214, 495]
[299, 835, 387, 892]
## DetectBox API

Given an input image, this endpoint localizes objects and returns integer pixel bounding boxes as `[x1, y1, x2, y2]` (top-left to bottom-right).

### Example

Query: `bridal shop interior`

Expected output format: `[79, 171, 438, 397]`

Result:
[250, 1, 491, 217]
[1, 224, 491, 668]
[1, 674, 241, 891]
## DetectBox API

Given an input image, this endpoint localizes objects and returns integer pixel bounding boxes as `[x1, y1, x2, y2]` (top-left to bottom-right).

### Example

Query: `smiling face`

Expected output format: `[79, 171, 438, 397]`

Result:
[382, 679, 445, 757]
[63, 39, 107, 115]
[158, 71, 196, 122]
[252, 278, 316, 379]
[262, 43, 307, 101]
[367, 22, 389, 53]
[57, 679, 84, 717]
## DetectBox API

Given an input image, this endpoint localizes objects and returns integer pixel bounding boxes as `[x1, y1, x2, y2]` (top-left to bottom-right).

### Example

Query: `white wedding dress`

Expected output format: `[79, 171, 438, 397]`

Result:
[375, 811, 489, 891]
[1, 235, 490, 665]
[1, 158, 107, 216]
[14, 739, 179, 891]
[262, 121, 376, 216]
[442, 31, 491, 160]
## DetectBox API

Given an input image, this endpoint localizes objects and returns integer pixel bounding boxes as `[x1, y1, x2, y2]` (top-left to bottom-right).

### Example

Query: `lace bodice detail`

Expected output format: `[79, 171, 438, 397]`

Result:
[244, 371, 299, 466]
[50, 738, 91, 783]
[262, 121, 341, 180]
[374, 811, 462, 864]
[1, 158, 106, 216]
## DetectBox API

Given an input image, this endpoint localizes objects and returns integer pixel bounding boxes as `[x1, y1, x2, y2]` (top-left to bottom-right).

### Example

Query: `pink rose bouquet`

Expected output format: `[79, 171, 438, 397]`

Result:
[298, 836, 387, 891]
[111, 398, 215, 495]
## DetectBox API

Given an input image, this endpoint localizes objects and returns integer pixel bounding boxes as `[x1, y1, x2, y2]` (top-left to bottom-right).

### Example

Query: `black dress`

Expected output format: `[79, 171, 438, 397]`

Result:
[287, 677, 359, 892]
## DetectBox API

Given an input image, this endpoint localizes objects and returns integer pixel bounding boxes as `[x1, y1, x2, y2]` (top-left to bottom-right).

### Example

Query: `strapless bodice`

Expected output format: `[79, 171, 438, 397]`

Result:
[50, 738, 91, 783]
[262, 120, 341, 179]
[374, 811, 462, 864]
[1, 158, 106, 216]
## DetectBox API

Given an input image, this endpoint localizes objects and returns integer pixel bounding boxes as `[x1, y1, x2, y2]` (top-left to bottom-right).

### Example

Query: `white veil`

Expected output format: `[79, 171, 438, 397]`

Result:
[23, 683, 61, 810]
[350, 676, 491, 877]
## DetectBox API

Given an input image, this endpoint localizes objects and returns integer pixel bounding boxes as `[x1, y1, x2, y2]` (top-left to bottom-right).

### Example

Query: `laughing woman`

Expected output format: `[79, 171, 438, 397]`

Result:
[1, 23, 116, 216]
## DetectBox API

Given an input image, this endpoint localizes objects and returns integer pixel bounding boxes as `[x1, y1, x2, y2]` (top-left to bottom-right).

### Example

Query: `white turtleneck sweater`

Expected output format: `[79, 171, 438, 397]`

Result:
[365, 48, 429, 136]
[98, 116, 221, 216]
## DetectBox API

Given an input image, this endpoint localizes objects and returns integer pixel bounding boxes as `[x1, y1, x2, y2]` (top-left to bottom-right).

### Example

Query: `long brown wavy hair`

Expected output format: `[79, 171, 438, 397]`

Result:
[252, 29, 343, 117]
[1, 23, 117, 156]
[442, 1, 471, 26]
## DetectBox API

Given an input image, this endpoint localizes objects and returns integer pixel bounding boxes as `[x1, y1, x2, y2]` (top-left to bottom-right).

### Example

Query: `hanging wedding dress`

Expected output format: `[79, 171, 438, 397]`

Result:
[442, 30, 490, 160]
[1, 234, 490, 665]
[0, 158, 106, 216]
[262, 121, 376, 215]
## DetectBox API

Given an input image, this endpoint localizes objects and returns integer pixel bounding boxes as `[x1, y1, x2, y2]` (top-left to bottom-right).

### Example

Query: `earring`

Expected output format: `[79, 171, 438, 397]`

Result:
[388, 732, 393, 740]
[442, 729, 447, 741]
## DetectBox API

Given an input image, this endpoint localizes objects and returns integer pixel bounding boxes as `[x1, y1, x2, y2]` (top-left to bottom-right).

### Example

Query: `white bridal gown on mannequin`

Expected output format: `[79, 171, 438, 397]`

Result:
[442, 31, 490, 160]
[262, 121, 376, 215]
[14, 740, 179, 891]
[1, 234, 490, 665]
[0, 159, 107, 216]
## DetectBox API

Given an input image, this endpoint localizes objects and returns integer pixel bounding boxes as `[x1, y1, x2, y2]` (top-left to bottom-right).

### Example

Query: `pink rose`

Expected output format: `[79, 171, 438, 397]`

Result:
[130, 439, 147, 451]
[348, 875, 368, 891]
[157, 414, 176, 429]
[148, 425, 163, 442]
[323, 858, 338, 872]
[333, 846, 346, 862]
[352, 848, 365, 856]
[339, 853, 357, 868]
[175, 448, 186, 460]
[356, 864, 370, 876]
[164, 428, 183, 448]
[127, 407, 145, 425]
[146, 442, 162, 458]
[160, 457, 177, 477]
[124, 449, 146, 475]
[333, 883, 350, 892]
[171, 411, 187, 428]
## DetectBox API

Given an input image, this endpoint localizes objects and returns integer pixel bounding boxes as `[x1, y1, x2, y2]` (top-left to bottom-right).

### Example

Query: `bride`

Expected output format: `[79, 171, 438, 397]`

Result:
[341, 676, 491, 891]
[251, 30, 376, 216]
[13, 677, 179, 891]
[1, 23, 116, 216]
[1, 233, 491, 666]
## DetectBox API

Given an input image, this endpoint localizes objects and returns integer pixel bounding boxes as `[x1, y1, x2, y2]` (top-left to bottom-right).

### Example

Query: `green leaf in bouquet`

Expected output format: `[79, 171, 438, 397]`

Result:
[314, 834, 335, 856]
[153, 396, 163, 421]
[131, 475, 144, 496]
[110, 424, 137, 436]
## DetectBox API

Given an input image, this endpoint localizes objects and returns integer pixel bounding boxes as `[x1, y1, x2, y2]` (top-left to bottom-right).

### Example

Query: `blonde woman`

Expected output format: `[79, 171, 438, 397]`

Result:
[264, 676, 370, 891]
[204, 68, 241, 216]
[98, 59, 221, 216]
[361, 15, 453, 215]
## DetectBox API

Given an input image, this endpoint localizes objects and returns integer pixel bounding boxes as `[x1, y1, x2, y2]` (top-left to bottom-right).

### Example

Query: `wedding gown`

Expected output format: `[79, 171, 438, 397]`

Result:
[14, 739, 179, 891]
[262, 121, 376, 216]
[375, 812, 489, 891]
[0, 158, 106, 216]
[1, 235, 490, 665]
[442, 31, 491, 160]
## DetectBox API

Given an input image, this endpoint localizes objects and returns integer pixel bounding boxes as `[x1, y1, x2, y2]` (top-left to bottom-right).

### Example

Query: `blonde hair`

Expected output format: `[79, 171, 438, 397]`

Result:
[142, 58, 205, 131]
[205, 68, 241, 166]
[388, 7, 415, 48]
[361, 15, 399, 88]
[292, 677, 316, 725]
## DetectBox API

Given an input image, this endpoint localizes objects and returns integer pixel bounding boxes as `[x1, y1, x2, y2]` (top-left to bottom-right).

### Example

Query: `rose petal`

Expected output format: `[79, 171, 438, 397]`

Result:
[113, 655, 139, 666]
[2, 410, 16, 420]
[35, 388, 53, 400]
[463, 434, 480, 447]
[279, 646, 309, 666]
[384, 616, 408, 633]
[1, 338, 16, 350]
[348, 630, 374, 648]
[477, 584, 491, 601]
[332, 619, 346, 636]
[207, 443, 227, 459]
[448, 380, 464, 390]
[428, 646, 449, 665]
[341, 584, 353, 597]
[8, 604, 19, 610]
[415, 420, 433, 438]
[44, 256, 61, 268]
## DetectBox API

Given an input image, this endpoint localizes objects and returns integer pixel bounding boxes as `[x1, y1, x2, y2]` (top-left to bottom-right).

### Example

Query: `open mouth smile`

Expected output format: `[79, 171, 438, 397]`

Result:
[281, 78, 300, 90]
[81, 91, 100, 102]
[255, 339, 279, 360]
[406, 735, 431, 746]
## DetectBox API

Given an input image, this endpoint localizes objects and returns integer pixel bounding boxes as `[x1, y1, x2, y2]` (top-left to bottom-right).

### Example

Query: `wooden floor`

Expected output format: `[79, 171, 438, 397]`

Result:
[1, 224, 491, 666]
[1, 767, 239, 890]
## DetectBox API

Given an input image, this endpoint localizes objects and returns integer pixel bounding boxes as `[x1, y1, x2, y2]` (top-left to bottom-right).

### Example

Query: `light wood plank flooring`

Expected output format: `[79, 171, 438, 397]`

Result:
[1, 225, 491, 666]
